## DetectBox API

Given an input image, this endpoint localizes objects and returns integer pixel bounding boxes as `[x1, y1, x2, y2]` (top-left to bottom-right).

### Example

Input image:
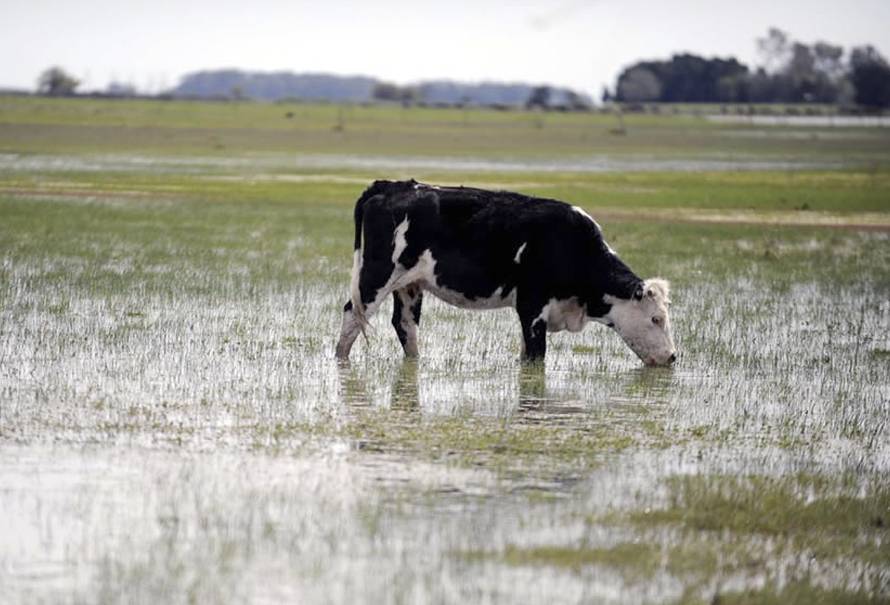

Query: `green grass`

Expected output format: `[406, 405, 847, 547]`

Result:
[625, 474, 890, 564]
[476, 542, 661, 577]
[709, 582, 887, 605]
[3, 95, 890, 162]
[479, 473, 890, 602]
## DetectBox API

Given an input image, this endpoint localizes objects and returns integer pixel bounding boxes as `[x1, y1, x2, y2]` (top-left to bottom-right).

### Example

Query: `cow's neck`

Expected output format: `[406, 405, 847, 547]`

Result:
[586, 253, 642, 320]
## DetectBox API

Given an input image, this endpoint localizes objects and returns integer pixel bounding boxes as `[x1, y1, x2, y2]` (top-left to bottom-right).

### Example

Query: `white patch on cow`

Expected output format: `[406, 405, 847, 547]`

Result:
[348, 249, 363, 317]
[532, 297, 588, 333]
[431, 284, 515, 310]
[373, 248, 434, 309]
[572, 205, 601, 231]
[392, 217, 410, 265]
[345, 244, 517, 355]
[603, 278, 675, 366]
[514, 242, 527, 264]
[338, 243, 368, 338]
[413, 251, 515, 310]
[337, 248, 367, 358]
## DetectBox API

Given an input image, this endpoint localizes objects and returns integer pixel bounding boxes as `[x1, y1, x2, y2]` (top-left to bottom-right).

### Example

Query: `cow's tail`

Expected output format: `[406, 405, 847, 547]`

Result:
[349, 181, 390, 337]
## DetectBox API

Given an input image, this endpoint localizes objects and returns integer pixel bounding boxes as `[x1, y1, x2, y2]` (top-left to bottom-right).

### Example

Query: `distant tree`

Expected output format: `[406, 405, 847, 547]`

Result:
[752, 31, 845, 103]
[615, 54, 748, 103]
[757, 28, 791, 74]
[564, 90, 589, 110]
[616, 67, 661, 102]
[372, 82, 417, 104]
[788, 43, 816, 79]
[610, 28, 886, 107]
[37, 67, 80, 96]
[786, 43, 820, 101]
[601, 86, 613, 104]
[372, 82, 399, 101]
[812, 42, 847, 102]
[525, 86, 552, 109]
[813, 42, 845, 80]
[849, 46, 890, 108]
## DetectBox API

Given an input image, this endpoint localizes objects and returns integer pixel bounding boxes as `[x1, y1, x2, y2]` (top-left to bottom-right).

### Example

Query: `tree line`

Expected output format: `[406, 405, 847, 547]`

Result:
[34, 27, 890, 109]
[610, 28, 890, 109]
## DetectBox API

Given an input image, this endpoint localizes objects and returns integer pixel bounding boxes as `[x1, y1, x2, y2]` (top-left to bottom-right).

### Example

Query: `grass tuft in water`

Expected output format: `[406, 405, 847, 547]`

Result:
[625, 474, 890, 564]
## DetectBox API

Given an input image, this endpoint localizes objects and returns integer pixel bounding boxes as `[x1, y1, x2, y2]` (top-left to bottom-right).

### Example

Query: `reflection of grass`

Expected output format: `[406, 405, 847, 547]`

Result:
[713, 582, 883, 605]
[349, 412, 635, 465]
[463, 542, 660, 578]
[256, 411, 637, 471]
[576, 473, 890, 600]
[625, 474, 890, 564]
[464, 538, 883, 603]
[476, 473, 890, 602]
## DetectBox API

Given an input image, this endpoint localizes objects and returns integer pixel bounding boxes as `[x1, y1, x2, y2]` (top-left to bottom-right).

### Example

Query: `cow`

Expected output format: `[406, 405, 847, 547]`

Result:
[335, 180, 676, 366]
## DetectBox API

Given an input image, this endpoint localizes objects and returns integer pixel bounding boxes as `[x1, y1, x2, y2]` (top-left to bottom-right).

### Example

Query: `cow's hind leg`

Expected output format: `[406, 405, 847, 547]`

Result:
[391, 286, 423, 357]
[336, 300, 363, 359]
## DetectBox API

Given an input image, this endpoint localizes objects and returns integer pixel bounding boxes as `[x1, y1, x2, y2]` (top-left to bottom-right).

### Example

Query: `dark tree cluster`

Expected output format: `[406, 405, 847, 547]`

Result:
[613, 29, 890, 108]
[617, 54, 747, 103]
[371, 82, 418, 104]
[37, 67, 80, 96]
[850, 46, 890, 109]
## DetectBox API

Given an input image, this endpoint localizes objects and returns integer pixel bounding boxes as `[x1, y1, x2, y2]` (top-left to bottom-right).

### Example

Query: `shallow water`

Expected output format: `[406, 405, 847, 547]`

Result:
[0, 151, 843, 176]
[1, 193, 889, 603]
[708, 114, 890, 128]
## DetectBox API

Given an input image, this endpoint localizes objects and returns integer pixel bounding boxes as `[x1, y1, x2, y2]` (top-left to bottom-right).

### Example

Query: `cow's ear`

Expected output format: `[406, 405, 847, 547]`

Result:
[632, 285, 644, 301]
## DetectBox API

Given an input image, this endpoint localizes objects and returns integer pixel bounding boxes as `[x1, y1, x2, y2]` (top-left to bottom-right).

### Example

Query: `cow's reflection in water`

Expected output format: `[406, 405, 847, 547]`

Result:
[335, 359, 372, 409]
[389, 359, 419, 412]
[338, 359, 594, 422]
[515, 364, 587, 426]
[336, 358, 420, 414]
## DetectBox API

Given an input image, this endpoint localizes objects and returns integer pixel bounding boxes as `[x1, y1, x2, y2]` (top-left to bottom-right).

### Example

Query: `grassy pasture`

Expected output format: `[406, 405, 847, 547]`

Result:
[3, 95, 890, 161]
[1, 96, 889, 604]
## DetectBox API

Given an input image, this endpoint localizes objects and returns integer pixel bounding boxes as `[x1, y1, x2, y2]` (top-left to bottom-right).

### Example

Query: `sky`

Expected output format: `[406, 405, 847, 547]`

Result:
[3, 0, 889, 97]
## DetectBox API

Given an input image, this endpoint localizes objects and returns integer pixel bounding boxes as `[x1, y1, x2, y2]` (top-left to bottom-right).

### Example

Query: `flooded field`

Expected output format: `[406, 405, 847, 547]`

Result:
[1, 97, 889, 603]
[2, 184, 889, 604]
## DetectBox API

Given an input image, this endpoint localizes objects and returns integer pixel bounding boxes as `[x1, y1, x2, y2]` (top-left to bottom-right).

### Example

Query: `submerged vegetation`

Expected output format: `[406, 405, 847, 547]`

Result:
[0, 96, 889, 603]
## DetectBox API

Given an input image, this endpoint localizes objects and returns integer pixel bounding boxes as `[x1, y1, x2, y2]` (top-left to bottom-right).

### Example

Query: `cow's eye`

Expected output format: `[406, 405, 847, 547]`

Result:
[651, 317, 661, 325]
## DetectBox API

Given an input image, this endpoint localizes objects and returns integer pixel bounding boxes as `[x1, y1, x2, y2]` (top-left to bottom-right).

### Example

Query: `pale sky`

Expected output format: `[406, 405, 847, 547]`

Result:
[3, 0, 889, 96]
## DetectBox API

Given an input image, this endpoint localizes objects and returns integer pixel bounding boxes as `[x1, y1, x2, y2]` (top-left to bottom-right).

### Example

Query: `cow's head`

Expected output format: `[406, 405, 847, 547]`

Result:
[604, 278, 676, 367]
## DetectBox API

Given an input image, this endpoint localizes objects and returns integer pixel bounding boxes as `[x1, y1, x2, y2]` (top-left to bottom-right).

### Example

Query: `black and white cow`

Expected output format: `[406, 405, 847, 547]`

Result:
[335, 180, 676, 366]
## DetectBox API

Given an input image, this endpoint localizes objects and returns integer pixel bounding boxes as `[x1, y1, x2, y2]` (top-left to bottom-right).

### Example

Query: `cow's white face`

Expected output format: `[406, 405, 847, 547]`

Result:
[604, 278, 676, 367]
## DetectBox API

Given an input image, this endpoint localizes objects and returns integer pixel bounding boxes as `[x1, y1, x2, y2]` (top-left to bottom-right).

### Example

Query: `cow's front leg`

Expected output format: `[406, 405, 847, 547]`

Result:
[391, 286, 423, 357]
[517, 298, 547, 362]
